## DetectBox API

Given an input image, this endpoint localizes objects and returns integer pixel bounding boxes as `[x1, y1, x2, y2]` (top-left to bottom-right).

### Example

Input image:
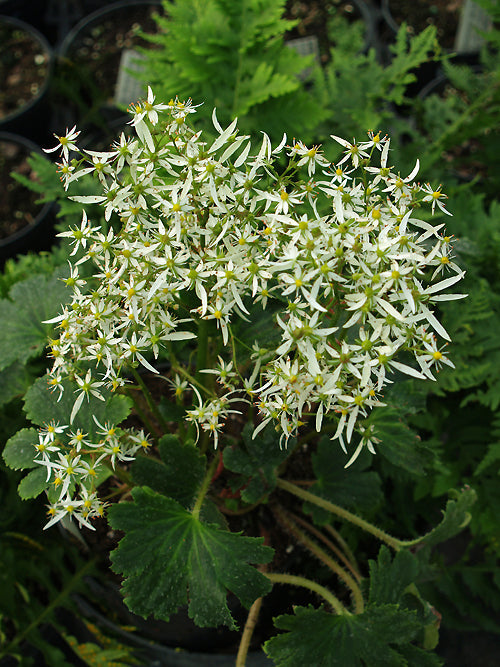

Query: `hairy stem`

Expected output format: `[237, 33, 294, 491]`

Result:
[289, 511, 362, 583]
[324, 523, 361, 573]
[191, 455, 218, 520]
[277, 478, 402, 550]
[130, 367, 169, 433]
[264, 573, 349, 615]
[236, 594, 264, 667]
[273, 505, 364, 613]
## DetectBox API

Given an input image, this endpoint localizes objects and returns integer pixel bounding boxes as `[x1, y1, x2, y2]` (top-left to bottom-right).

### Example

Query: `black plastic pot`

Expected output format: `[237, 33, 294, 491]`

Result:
[381, 0, 463, 49]
[72, 577, 274, 666]
[0, 132, 56, 264]
[352, 0, 378, 53]
[55, 0, 163, 132]
[0, 15, 54, 144]
[0, 0, 49, 36]
[327, 0, 378, 55]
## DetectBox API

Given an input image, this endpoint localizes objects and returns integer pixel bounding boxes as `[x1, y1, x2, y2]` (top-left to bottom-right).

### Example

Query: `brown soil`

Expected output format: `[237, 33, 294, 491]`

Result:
[0, 21, 50, 120]
[383, 0, 464, 49]
[60, 3, 163, 108]
[0, 140, 43, 240]
[285, 0, 369, 60]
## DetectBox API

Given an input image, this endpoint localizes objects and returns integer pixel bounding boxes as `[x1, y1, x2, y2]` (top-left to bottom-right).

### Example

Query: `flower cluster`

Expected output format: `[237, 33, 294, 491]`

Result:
[34, 418, 151, 530]
[41, 87, 463, 516]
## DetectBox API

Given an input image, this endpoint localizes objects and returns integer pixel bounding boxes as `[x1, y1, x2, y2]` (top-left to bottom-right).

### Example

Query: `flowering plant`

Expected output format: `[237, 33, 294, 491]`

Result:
[4, 88, 474, 662]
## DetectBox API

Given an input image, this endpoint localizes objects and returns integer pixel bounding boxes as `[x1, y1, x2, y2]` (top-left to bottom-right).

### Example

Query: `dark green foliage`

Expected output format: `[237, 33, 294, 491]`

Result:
[23, 375, 132, 437]
[411, 487, 477, 550]
[0, 532, 95, 664]
[0, 273, 70, 389]
[367, 406, 434, 476]
[223, 422, 291, 503]
[108, 486, 273, 629]
[265, 548, 442, 666]
[12, 153, 107, 234]
[131, 433, 205, 506]
[2, 378, 132, 500]
[315, 22, 438, 156]
[4, 0, 500, 657]
[305, 436, 382, 524]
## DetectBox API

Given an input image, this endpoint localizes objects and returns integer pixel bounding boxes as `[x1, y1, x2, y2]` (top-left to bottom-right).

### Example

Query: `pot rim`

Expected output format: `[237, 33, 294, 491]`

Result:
[57, 0, 164, 59]
[0, 14, 54, 127]
[0, 131, 54, 249]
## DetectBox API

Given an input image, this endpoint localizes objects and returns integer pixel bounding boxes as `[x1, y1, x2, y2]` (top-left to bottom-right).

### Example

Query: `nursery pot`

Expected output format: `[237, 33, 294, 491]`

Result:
[0, 15, 54, 144]
[0, 132, 56, 264]
[55, 0, 163, 131]
[286, 0, 377, 57]
[0, 0, 49, 36]
[346, 0, 377, 53]
[72, 577, 273, 666]
[381, 0, 463, 50]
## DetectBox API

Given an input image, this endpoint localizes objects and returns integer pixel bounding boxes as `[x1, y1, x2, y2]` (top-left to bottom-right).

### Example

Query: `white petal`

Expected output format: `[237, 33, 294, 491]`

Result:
[425, 271, 465, 295]
[390, 360, 427, 380]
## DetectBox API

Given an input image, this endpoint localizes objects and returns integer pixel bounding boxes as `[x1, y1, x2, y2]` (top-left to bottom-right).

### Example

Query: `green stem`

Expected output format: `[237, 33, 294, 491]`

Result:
[236, 594, 264, 667]
[228, 324, 245, 385]
[290, 511, 362, 583]
[130, 367, 169, 433]
[277, 478, 403, 551]
[324, 523, 360, 573]
[172, 363, 213, 396]
[274, 505, 364, 613]
[195, 318, 209, 382]
[264, 573, 349, 615]
[191, 455, 218, 520]
[104, 462, 132, 485]
[125, 387, 160, 439]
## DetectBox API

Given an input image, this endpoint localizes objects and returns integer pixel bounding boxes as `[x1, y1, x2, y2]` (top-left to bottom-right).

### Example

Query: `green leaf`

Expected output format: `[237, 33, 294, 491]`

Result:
[368, 546, 420, 607]
[108, 486, 273, 628]
[24, 376, 132, 437]
[386, 25, 438, 105]
[476, 441, 500, 475]
[366, 406, 432, 476]
[131, 434, 206, 507]
[0, 274, 70, 371]
[223, 422, 290, 503]
[265, 604, 422, 666]
[396, 644, 442, 666]
[3, 428, 39, 470]
[0, 361, 33, 406]
[368, 547, 441, 654]
[305, 436, 382, 523]
[237, 61, 299, 116]
[18, 467, 48, 500]
[158, 396, 186, 423]
[415, 486, 477, 549]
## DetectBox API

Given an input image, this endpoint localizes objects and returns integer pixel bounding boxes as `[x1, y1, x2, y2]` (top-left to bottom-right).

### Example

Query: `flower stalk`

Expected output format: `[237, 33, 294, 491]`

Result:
[273, 504, 364, 613]
[264, 573, 349, 616]
[276, 478, 403, 551]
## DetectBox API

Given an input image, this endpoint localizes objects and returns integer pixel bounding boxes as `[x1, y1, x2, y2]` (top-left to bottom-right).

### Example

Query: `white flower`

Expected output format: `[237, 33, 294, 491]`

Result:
[422, 183, 452, 216]
[40, 88, 464, 476]
[71, 370, 105, 422]
[44, 125, 80, 161]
